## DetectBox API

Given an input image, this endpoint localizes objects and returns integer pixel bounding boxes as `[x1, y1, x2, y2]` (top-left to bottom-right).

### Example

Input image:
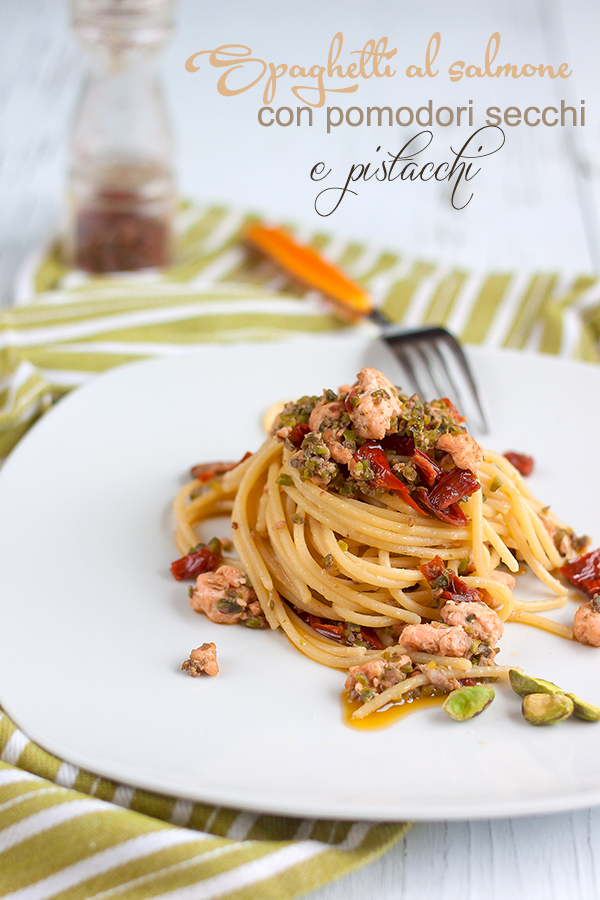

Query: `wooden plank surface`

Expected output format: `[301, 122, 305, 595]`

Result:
[1, 2, 600, 899]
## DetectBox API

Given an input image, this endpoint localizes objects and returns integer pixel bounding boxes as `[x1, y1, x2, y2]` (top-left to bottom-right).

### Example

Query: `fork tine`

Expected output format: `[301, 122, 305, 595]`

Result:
[427, 341, 469, 414]
[435, 330, 489, 434]
[413, 343, 449, 401]
[389, 344, 429, 400]
[378, 324, 489, 435]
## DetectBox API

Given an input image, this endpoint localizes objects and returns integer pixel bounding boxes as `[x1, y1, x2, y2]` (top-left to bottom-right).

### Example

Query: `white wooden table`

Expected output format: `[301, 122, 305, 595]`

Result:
[2, 1, 600, 897]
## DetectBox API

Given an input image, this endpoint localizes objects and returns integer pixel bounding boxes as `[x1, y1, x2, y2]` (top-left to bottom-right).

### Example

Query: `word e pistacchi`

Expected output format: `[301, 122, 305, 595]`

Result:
[309, 127, 506, 214]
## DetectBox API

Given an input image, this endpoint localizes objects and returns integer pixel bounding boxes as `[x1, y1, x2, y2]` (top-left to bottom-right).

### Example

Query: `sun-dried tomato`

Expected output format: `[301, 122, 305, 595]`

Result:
[428, 467, 480, 510]
[170, 546, 222, 581]
[413, 487, 468, 526]
[504, 451, 534, 477]
[292, 607, 384, 650]
[380, 434, 416, 456]
[438, 397, 466, 424]
[418, 556, 446, 582]
[560, 547, 600, 599]
[418, 554, 482, 602]
[410, 448, 443, 488]
[288, 423, 310, 447]
[191, 451, 252, 482]
[353, 441, 422, 513]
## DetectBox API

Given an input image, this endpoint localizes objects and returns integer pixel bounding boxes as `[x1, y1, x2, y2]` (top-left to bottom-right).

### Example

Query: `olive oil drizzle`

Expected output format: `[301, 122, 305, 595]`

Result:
[341, 692, 445, 730]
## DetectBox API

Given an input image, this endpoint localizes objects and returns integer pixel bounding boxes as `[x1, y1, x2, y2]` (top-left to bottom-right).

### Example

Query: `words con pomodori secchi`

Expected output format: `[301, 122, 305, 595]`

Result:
[185, 32, 583, 213]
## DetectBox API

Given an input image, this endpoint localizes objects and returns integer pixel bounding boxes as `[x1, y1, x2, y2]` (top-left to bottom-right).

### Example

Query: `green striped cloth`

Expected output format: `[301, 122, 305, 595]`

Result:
[1, 201, 599, 898]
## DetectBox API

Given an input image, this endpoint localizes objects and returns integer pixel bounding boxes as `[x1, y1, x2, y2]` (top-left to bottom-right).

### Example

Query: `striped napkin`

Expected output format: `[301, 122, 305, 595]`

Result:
[1, 202, 599, 898]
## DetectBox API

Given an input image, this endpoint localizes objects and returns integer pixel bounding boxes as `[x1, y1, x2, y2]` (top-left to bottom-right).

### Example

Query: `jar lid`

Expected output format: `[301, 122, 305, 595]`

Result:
[71, 0, 175, 45]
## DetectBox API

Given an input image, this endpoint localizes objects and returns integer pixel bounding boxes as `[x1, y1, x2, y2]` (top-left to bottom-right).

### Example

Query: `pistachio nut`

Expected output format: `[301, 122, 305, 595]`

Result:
[522, 692, 574, 726]
[566, 693, 600, 722]
[443, 685, 495, 722]
[509, 669, 563, 698]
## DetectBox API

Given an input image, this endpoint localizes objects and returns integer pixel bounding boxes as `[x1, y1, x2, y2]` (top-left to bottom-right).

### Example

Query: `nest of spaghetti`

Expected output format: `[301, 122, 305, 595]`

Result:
[172, 366, 594, 720]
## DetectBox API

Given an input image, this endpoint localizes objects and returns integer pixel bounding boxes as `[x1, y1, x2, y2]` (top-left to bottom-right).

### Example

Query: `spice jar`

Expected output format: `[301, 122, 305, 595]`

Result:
[67, 0, 176, 273]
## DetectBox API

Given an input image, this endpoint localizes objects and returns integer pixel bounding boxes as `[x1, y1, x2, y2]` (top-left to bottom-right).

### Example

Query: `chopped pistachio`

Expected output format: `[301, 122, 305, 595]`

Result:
[458, 557, 470, 575]
[522, 693, 573, 725]
[188, 585, 193, 598]
[337, 540, 349, 552]
[216, 598, 244, 615]
[509, 669, 563, 698]
[276, 474, 293, 486]
[566, 693, 600, 722]
[290, 512, 305, 525]
[371, 388, 390, 401]
[383, 648, 405, 661]
[489, 475, 503, 492]
[443, 685, 495, 721]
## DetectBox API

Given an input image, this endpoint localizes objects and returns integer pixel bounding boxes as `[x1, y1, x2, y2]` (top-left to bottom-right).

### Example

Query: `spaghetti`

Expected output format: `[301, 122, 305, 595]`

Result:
[172, 366, 595, 720]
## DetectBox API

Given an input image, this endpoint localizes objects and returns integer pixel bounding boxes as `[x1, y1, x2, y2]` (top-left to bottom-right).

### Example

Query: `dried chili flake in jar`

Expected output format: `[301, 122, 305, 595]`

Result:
[74, 189, 171, 273]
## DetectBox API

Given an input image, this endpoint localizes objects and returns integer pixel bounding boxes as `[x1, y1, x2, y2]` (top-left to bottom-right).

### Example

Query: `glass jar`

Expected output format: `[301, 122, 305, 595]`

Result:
[66, 0, 176, 273]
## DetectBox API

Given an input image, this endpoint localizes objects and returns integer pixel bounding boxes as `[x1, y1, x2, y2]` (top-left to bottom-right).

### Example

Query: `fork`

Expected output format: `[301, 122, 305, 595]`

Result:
[245, 225, 489, 435]
[369, 313, 489, 434]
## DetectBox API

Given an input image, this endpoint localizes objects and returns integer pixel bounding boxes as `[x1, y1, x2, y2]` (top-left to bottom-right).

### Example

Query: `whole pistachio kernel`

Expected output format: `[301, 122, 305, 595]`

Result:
[566, 693, 600, 722]
[508, 669, 563, 698]
[443, 685, 495, 721]
[522, 692, 574, 726]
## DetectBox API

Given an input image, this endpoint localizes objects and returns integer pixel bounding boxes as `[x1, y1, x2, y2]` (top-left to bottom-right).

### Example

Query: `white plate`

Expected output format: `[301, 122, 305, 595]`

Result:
[0, 335, 599, 822]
